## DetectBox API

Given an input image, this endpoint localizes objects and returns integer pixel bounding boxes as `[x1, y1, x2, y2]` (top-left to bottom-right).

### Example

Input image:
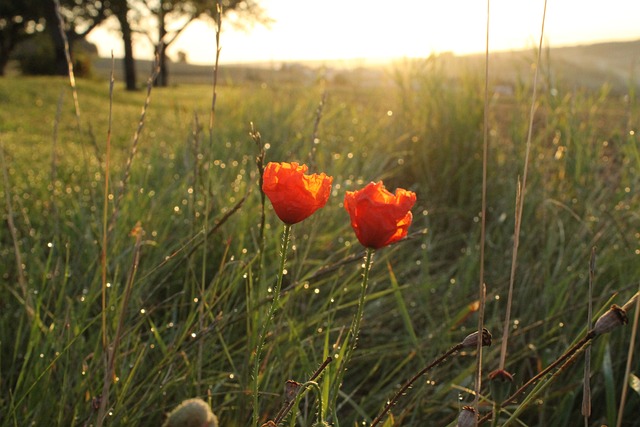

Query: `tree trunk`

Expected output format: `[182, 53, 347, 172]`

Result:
[0, 41, 12, 76]
[118, 9, 137, 90]
[0, 22, 21, 76]
[155, 0, 168, 87]
[157, 44, 169, 87]
[43, 0, 70, 76]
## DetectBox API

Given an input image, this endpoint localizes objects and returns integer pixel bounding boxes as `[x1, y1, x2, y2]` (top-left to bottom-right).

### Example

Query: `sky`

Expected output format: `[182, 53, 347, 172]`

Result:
[87, 0, 640, 65]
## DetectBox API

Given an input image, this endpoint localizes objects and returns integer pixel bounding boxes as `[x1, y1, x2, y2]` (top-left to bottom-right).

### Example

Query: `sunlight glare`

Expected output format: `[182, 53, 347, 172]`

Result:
[87, 0, 640, 65]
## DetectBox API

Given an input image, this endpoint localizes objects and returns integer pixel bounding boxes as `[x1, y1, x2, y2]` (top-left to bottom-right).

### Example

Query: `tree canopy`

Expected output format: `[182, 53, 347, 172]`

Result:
[1, 0, 268, 88]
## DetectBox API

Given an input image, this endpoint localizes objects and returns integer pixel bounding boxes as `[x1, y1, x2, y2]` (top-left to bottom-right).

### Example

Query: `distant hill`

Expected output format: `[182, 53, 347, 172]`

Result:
[461, 39, 640, 93]
[93, 39, 640, 93]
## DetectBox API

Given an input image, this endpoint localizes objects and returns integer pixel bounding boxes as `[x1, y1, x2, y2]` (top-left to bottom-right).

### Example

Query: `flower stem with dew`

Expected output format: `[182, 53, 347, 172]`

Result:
[582, 247, 597, 421]
[499, 0, 548, 372]
[272, 357, 333, 425]
[96, 224, 144, 426]
[478, 331, 597, 425]
[371, 343, 463, 427]
[286, 381, 325, 427]
[252, 224, 292, 426]
[330, 248, 375, 421]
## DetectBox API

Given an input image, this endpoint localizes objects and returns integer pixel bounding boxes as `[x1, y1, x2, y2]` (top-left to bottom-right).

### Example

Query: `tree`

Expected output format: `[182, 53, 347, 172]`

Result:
[0, 0, 46, 75]
[132, 0, 269, 87]
[0, 0, 110, 76]
[43, 0, 110, 76]
[110, 0, 137, 90]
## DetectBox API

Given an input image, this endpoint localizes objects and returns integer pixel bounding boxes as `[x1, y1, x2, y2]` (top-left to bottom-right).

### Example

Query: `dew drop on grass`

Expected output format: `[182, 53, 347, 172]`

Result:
[314, 289, 320, 295]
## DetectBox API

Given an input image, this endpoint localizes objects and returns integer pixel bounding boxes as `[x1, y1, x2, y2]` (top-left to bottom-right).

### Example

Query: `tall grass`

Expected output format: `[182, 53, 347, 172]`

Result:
[1, 47, 639, 426]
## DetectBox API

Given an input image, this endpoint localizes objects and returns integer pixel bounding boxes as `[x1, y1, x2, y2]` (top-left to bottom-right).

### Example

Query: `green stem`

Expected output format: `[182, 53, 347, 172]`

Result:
[252, 223, 292, 426]
[491, 402, 501, 427]
[288, 382, 324, 427]
[330, 248, 375, 422]
[370, 343, 462, 427]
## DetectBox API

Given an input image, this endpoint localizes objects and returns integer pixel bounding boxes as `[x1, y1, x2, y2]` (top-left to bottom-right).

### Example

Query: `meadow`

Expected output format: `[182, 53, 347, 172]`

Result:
[0, 49, 639, 427]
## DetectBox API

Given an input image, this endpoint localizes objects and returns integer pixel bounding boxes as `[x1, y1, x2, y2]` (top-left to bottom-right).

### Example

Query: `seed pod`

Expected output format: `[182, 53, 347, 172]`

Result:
[162, 398, 218, 427]
[461, 328, 492, 348]
[488, 369, 514, 404]
[456, 406, 478, 427]
[593, 304, 628, 336]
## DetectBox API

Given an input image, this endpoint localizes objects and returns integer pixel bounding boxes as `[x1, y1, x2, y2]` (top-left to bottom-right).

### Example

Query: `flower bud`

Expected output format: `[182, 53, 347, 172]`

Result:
[162, 398, 218, 427]
[456, 406, 478, 427]
[461, 328, 492, 348]
[488, 369, 514, 404]
[284, 380, 302, 403]
[593, 304, 628, 335]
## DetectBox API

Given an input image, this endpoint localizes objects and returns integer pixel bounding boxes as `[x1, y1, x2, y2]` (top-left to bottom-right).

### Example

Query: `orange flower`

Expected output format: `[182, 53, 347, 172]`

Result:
[262, 162, 333, 225]
[344, 181, 416, 249]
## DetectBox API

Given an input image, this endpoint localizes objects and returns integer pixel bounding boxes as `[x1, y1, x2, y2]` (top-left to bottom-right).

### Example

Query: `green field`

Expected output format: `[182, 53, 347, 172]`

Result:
[1, 51, 639, 427]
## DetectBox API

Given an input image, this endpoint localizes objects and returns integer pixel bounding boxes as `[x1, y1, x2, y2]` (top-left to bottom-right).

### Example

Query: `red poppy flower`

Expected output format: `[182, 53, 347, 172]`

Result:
[262, 162, 333, 225]
[344, 181, 416, 249]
